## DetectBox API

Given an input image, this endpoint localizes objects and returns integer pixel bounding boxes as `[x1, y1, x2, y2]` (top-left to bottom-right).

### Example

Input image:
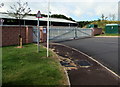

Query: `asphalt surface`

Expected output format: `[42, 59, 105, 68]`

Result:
[58, 37, 119, 75]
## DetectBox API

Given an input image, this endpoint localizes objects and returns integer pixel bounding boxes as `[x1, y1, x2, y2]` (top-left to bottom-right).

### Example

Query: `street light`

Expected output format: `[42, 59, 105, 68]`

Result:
[47, 0, 50, 57]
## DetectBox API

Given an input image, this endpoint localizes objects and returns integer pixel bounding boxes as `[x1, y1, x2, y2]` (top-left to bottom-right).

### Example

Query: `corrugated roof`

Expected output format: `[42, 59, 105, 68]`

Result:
[0, 13, 77, 24]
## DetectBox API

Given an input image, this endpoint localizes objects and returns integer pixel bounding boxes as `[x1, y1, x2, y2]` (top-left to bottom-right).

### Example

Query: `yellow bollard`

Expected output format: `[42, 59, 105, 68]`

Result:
[20, 37, 23, 48]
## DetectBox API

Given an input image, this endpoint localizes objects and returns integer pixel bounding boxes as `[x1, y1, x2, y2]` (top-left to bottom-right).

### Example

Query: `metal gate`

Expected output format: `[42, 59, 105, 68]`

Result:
[33, 26, 93, 42]
[50, 26, 93, 42]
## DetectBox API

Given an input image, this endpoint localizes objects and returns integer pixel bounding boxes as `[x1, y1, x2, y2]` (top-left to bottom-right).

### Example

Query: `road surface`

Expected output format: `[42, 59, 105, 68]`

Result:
[58, 37, 119, 75]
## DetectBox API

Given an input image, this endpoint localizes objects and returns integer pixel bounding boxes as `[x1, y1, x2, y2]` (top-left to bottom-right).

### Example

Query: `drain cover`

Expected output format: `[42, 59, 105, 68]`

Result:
[60, 61, 75, 67]
[60, 61, 69, 66]
[76, 60, 92, 67]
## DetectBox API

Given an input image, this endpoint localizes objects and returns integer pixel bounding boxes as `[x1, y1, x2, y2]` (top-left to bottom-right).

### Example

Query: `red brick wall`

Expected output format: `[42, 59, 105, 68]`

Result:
[1, 26, 33, 46]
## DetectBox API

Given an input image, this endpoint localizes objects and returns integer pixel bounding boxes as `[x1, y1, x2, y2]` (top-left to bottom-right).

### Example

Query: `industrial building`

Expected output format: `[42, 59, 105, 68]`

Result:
[0, 13, 77, 26]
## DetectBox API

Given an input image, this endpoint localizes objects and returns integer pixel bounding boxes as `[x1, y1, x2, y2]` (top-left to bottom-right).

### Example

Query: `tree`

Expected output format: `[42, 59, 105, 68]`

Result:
[51, 14, 75, 22]
[101, 14, 105, 21]
[0, 3, 4, 8]
[105, 17, 108, 20]
[7, 0, 31, 48]
[109, 14, 112, 20]
[7, 0, 31, 19]
[101, 14, 108, 21]
[109, 14, 116, 21]
[112, 14, 116, 21]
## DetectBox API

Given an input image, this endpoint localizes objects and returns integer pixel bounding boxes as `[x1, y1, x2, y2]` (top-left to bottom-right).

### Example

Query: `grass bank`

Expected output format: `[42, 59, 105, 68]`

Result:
[2, 44, 67, 86]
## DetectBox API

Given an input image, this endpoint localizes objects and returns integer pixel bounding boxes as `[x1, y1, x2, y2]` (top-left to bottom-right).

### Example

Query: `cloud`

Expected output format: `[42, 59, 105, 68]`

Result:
[73, 6, 84, 18]
[94, 2, 118, 18]
[0, 0, 119, 21]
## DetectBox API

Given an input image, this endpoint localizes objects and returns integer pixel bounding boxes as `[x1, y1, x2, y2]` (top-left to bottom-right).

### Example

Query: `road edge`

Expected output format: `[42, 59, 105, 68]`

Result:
[51, 43, 120, 79]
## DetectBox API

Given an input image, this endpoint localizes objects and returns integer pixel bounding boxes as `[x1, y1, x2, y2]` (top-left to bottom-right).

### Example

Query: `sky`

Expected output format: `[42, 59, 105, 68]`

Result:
[0, 0, 119, 21]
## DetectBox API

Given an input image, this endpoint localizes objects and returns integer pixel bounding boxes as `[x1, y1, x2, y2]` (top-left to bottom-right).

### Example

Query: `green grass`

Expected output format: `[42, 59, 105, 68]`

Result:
[2, 44, 67, 86]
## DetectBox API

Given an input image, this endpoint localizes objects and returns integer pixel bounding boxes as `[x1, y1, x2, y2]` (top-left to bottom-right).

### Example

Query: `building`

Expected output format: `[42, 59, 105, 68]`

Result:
[0, 13, 77, 26]
[105, 24, 120, 34]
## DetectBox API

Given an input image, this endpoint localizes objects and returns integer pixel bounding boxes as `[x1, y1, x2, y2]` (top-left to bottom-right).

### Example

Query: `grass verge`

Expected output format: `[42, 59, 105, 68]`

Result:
[2, 44, 67, 86]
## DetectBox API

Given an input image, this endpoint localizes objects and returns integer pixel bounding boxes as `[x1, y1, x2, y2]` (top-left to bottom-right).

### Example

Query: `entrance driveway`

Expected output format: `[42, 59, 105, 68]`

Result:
[58, 37, 119, 75]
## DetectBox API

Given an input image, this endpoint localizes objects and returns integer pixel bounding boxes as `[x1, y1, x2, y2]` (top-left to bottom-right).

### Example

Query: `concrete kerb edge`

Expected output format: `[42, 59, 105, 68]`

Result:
[50, 43, 120, 79]
[50, 49, 71, 86]
[42, 45, 71, 86]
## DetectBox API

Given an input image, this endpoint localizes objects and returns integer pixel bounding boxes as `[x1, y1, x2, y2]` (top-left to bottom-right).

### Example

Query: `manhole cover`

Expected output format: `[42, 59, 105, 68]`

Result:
[76, 60, 92, 68]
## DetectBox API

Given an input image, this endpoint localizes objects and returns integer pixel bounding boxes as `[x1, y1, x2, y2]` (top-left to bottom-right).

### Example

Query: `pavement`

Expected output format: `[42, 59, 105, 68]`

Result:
[49, 43, 120, 86]
[57, 37, 119, 75]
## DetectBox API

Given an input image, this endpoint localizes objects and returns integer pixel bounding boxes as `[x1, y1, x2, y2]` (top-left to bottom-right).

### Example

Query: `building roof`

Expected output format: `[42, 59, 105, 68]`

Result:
[106, 24, 120, 26]
[0, 13, 77, 24]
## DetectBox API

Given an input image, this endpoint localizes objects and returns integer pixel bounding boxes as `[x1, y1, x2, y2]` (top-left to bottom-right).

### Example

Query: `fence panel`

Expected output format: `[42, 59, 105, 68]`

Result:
[50, 28, 75, 41]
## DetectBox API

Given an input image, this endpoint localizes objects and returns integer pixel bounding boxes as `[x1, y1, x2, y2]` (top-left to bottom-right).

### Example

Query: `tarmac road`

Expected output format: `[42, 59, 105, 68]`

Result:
[58, 37, 119, 75]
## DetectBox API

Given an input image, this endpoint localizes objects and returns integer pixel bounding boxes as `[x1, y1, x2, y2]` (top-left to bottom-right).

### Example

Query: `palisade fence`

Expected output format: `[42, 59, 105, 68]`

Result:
[49, 26, 93, 42]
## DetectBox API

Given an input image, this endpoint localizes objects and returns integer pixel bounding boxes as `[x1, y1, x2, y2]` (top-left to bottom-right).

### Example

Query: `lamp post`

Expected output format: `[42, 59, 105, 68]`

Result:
[47, 0, 50, 57]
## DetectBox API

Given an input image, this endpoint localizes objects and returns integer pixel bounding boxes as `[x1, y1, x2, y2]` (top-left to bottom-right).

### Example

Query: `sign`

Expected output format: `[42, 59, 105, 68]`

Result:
[43, 28, 47, 33]
[36, 11, 42, 18]
[0, 19, 4, 25]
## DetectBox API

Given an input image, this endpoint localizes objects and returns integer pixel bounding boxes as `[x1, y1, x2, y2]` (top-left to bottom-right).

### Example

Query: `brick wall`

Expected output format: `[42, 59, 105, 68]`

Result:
[1, 26, 33, 46]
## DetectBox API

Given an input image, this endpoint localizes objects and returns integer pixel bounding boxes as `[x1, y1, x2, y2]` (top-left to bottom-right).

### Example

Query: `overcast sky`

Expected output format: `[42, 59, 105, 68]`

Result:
[0, 0, 119, 21]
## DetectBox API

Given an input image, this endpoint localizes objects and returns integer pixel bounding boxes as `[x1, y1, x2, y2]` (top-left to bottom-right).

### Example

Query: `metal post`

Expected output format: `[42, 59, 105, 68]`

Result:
[24, 20, 26, 26]
[37, 18, 40, 52]
[75, 27, 77, 39]
[69, 24, 70, 28]
[47, 0, 50, 57]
